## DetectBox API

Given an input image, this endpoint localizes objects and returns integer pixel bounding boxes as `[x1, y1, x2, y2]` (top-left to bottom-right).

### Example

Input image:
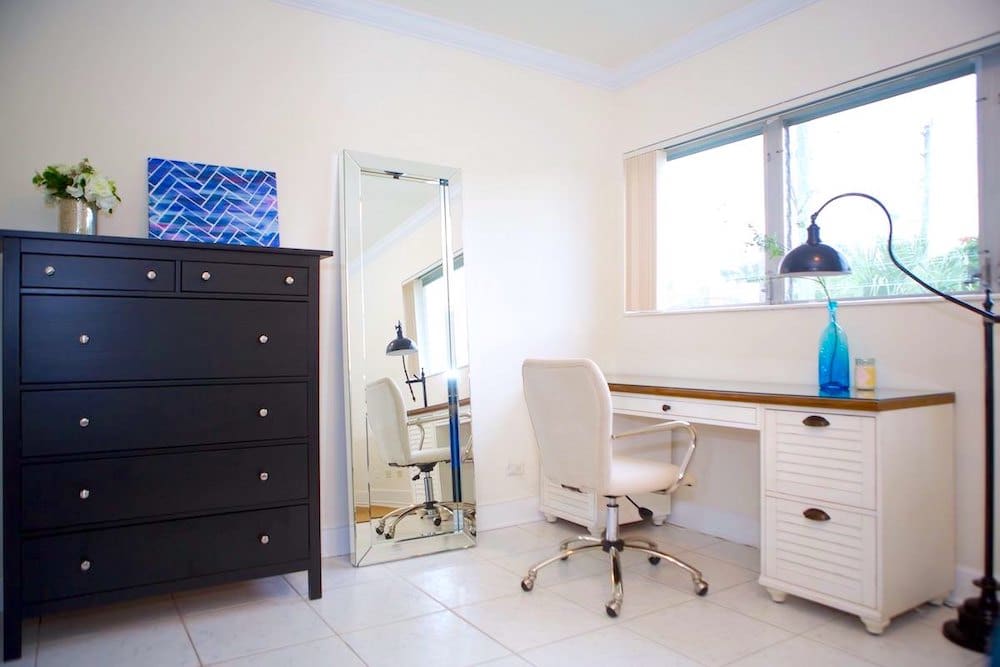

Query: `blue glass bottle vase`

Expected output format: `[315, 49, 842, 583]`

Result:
[818, 300, 850, 393]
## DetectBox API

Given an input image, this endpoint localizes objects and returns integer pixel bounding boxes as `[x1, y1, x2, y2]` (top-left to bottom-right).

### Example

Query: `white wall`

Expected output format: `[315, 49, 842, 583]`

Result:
[0, 0, 617, 550]
[606, 0, 1000, 572]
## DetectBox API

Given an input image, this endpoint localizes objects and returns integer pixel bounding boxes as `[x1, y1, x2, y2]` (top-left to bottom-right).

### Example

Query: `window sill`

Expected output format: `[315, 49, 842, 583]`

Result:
[624, 293, 986, 317]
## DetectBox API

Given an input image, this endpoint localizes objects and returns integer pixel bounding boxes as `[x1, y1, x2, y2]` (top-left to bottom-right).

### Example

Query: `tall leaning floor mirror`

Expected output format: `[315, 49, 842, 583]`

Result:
[340, 150, 475, 566]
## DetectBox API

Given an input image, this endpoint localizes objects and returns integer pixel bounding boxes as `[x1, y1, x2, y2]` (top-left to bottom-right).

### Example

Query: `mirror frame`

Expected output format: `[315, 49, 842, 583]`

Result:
[340, 150, 475, 566]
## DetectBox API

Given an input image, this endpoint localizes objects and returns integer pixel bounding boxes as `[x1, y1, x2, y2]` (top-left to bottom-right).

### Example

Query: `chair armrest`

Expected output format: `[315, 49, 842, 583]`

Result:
[612, 420, 697, 494]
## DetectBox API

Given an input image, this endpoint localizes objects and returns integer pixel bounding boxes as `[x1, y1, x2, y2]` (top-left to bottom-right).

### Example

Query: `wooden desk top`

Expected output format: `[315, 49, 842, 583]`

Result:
[607, 375, 954, 412]
[406, 397, 471, 417]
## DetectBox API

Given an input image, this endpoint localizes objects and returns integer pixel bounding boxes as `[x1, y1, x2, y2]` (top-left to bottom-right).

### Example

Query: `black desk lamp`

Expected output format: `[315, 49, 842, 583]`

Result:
[385, 321, 428, 407]
[779, 191, 997, 653]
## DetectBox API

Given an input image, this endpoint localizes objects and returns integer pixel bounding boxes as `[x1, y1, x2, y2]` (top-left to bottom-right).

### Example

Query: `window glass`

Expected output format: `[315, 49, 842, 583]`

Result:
[785, 74, 979, 301]
[657, 135, 766, 309]
[415, 257, 468, 374]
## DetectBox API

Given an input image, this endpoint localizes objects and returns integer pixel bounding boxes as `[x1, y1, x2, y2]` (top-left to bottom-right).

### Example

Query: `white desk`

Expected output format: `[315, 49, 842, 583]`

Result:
[539, 375, 956, 634]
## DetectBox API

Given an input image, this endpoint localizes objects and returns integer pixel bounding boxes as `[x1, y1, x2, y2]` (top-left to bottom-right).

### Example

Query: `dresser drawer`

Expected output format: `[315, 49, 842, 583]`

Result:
[182, 261, 308, 296]
[22, 444, 307, 530]
[764, 409, 876, 509]
[764, 496, 876, 608]
[21, 254, 175, 292]
[22, 505, 308, 603]
[21, 383, 308, 456]
[21, 296, 309, 382]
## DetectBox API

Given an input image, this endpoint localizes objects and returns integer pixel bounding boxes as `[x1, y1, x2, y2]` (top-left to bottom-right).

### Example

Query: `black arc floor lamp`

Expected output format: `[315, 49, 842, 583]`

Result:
[779, 191, 997, 653]
[385, 321, 428, 407]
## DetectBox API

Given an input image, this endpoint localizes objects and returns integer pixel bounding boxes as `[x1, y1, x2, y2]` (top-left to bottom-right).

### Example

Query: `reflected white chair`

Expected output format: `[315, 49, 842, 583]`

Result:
[365, 377, 474, 539]
[520, 358, 707, 616]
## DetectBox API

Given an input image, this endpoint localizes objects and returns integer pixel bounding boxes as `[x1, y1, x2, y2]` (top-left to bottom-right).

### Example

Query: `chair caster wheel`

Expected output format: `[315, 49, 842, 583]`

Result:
[648, 556, 661, 565]
[384, 532, 394, 540]
[521, 578, 535, 592]
[433, 517, 442, 526]
[375, 526, 384, 535]
[605, 601, 620, 618]
[695, 581, 708, 596]
[560, 555, 569, 561]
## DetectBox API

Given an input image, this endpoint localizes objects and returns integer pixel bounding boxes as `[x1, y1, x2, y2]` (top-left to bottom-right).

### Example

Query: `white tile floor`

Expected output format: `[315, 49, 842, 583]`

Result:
[6, 519, 988, 666]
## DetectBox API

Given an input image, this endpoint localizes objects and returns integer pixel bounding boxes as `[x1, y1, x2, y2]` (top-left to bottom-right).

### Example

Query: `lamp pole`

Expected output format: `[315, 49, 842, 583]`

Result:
[780, 192, 998, 652]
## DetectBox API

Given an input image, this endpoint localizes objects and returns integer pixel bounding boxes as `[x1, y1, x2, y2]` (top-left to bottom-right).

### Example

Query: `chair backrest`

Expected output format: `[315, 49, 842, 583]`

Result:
[521, 358, 613, 494]
[365, 377, 412, 466]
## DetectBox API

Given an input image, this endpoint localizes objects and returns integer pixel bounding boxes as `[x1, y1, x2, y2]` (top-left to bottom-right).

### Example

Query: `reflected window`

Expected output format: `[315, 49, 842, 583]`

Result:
[414, 254, 468, 374]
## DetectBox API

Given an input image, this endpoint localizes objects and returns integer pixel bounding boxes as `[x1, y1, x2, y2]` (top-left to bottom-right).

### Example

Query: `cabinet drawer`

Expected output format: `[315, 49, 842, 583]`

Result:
[22, 444, 308, 530]
[764, 496, 876, 608]
[22, 505, 308, 603]
[21, 254, 175, 292]
[540, 478, 596, 517]
[612, 393, 758, 429]
[22, 383, 308, 456]
[182, 261, 307, 296]
[21, 296, 309, 382]
[764, 409, 876, 509]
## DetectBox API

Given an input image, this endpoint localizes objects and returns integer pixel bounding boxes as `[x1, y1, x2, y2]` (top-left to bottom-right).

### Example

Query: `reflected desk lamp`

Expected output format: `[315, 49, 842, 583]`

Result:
[779, 191, 997, 653]
[386, 321, 428, 407]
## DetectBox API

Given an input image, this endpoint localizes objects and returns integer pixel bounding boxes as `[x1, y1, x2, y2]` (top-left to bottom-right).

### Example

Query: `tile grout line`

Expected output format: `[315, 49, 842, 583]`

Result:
[170, 593, 206, 667]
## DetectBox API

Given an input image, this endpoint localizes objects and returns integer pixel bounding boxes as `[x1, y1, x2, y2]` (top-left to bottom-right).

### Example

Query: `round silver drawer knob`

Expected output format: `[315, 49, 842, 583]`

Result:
[79, 489, 90, 500]
[146, 270, 157, 281]
[284, 276, 295, 285]
[44, 265, 56, 277]
[79, 417, 90, 428]
[80, 559, 91, 572]
[259, 472, 269, 482]
[259, 534, 270, 545]
[258, 334, 269, 344]
[79, 334, 90, 345]
[201, 271, 211, 281]
[258, 408, 269, 418]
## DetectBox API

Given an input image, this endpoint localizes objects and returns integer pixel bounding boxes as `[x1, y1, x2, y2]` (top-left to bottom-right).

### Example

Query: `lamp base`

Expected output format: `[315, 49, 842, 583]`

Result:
[942, 580, 998, 654]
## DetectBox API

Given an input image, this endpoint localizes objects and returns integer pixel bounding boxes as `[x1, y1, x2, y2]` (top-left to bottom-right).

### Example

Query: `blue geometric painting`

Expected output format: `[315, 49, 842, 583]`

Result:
[147, 157, 279, 247]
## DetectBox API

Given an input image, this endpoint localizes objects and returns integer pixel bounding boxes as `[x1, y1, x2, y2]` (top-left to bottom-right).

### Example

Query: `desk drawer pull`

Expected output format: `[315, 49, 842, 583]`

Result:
[661, 404, 671, 412]
[802, 415, 830, 427]
[803, 507, 831, 522]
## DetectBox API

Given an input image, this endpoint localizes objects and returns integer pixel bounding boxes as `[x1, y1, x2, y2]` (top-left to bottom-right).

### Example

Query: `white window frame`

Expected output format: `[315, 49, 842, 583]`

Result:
[630, 44, 1000, 312]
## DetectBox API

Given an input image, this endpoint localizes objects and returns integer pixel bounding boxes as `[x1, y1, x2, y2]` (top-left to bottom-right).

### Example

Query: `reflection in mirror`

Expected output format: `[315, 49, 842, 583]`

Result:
[341, 151, 475, 566]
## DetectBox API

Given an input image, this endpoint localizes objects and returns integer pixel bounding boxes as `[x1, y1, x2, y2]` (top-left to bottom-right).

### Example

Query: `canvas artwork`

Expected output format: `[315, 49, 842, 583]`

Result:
[147, 158, 279, 246]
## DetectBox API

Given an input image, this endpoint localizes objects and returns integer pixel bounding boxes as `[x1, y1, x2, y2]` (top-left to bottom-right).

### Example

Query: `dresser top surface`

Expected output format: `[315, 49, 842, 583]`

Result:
[0, 229, 332, 258]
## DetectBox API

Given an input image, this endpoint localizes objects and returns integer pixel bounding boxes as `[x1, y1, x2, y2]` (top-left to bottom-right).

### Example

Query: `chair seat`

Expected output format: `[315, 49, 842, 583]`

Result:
[409, 446, 452, 465]
[605, 455, 680, 497]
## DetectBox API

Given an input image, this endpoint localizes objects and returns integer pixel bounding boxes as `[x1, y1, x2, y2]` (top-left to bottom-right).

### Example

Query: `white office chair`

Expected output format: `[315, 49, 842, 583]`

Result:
[365, 377, 474, 539]
[520, 358, 707, 616]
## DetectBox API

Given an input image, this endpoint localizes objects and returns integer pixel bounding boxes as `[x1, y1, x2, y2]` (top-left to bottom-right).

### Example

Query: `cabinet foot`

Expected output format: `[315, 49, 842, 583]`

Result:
[861, 617, 890, 635]
[544, 514, 557, 523]
[765, 587, 787, 603]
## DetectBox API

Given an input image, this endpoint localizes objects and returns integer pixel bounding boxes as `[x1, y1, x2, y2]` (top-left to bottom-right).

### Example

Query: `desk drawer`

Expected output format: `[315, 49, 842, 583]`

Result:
[22, 383, 307, 457]
[22, 505, 308, 603]
[182, 261, 308, 296]
[764, 409, 875, 509]
[22, 444, 308, 530]
[22, 254, 175, 292]
[21, 296, 309, 382]
[612, 394, 758, 429]
[764, 496, 876, 608]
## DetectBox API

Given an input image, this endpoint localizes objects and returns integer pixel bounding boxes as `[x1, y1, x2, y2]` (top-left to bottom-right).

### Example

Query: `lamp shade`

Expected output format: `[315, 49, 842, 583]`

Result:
[386, 321, 417, 356]
[778, 220, 851, 277]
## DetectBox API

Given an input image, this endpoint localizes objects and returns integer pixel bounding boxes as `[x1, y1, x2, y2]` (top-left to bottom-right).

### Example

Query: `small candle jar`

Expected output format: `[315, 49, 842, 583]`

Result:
[855, 358, 877, 391]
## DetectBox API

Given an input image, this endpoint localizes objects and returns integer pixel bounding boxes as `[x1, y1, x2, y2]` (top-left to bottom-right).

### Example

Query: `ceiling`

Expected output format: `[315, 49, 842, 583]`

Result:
[277, 0, 818, 89]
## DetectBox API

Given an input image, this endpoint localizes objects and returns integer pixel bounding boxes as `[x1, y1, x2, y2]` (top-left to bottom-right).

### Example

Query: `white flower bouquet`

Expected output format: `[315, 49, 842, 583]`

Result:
[32, 158, 121, 212]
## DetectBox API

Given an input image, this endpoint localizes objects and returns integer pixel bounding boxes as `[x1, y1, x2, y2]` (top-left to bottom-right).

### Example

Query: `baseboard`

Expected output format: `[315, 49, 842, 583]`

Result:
[367, 488, 411, 507]
[474, 496, 545, 532]
[322, 524, 352, 557]
[667, 500, 760, 547]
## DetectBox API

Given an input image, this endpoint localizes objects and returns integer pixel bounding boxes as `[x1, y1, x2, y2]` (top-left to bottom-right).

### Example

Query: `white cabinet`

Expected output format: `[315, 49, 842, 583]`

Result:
[759, 406, 955, 634]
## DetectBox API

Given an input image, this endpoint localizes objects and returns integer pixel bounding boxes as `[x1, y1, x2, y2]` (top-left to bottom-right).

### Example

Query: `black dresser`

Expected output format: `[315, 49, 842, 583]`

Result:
[0, 231, 330, 660]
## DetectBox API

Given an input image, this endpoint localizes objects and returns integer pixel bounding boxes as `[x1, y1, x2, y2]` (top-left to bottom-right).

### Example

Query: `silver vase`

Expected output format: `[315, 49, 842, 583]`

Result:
[58, 198, 96, 235]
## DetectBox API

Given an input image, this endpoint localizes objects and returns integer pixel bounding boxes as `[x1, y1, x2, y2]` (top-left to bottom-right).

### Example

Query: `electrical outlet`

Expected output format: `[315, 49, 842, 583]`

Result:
[506, 462, 525, 476]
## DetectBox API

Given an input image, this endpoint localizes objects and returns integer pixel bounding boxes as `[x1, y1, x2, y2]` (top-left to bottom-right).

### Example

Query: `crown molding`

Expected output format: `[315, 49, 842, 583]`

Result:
[274, 0, 818, 90]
